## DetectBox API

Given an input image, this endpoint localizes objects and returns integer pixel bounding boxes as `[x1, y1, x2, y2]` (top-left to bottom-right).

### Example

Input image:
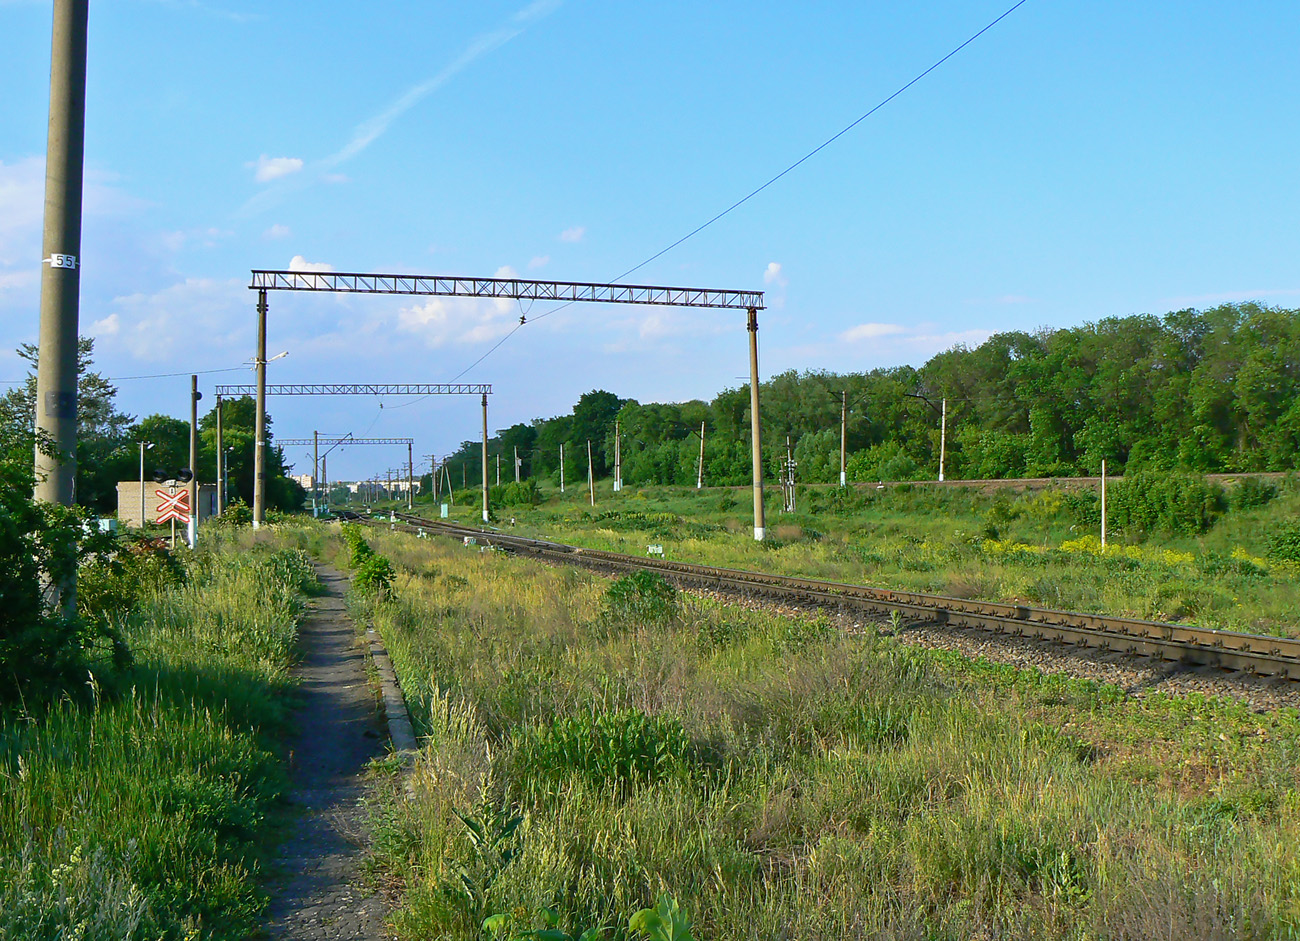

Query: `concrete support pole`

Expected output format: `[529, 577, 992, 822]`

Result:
[747, 308, 766, 541]
[1101, 459, 1108, 549]
[322, 455, 327, 509]
[560, 443, 565, 493]
[697, 421, 705, 490]
[34, 0, 88, 516]
[481, 393, 489, 523]
[614, 420, 621, 493]
[215, 395, 223, 515]
[839, 389, 848, 487]
[188, 374, 198, 548]
[407, 441, 414, 511]
[496, 453, 500, 486]
[313, 430, 319, 516]
[939, 397, 947, 483]
[587, 439, 595, 506]
[252, 289, 268, 529]
[139, 442, 147, 528]
[514, 445, 520, 484]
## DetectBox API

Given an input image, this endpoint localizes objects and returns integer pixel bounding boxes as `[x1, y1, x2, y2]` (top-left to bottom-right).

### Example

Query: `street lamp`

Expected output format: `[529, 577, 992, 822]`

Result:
[138, 441, 154, 528]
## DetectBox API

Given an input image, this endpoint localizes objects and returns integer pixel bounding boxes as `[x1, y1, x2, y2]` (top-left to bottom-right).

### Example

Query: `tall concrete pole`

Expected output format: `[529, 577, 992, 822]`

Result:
[559, 443, 564, 494]
[839, 390, 848, 487]
[312, 430, 319, 516]
[613, 420, 621, 493]
[939, 397, 947, 482]
[215, 395, 224, 515]
[321, 454, 327, 509]
[188, 375, 199, 548]
[33, 1, 90, 601]
[252, 289, 268, 529]
[747, 308, 766, 541]
[407, 441, 414, 511]
[481, 392, 490, 523]
[697, 421, 705, 490]
[587, 439, 595, 506]
[514, 445, 520, 484]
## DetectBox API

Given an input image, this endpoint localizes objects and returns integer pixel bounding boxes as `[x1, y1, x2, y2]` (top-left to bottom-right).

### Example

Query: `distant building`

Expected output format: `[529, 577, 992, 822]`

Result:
[117, 482, 217, 528]
[291, 473, 315, 490]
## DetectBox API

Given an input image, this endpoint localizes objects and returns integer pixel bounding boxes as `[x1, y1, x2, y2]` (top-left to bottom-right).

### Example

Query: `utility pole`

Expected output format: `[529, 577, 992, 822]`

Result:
[496, 452, 500, 486]
[697, 421, 705, 490]
[215, 395, 224, 515]
[939, 397, 947, 483]
[839, 390, 848, 487]
[481, 392, 489, 523]
[747, 307, 766, 541]
[559, 443, 565, 494]
[33, 0, 89, 609]
[614, 420, 621, 493]
[252, 289, 268, 528]
[514, 445, 520, 484]
[188, 375, 200, 548]
[312, 430, 319, 516]
[587, 439, 595, 506]
[407, 441, 414, 511]
[1100, 459, 1107, 549]
[321, 454, 327, 510]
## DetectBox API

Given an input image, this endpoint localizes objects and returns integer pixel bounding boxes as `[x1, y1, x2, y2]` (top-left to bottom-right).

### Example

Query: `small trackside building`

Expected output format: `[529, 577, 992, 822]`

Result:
[116, 481, 218, 528]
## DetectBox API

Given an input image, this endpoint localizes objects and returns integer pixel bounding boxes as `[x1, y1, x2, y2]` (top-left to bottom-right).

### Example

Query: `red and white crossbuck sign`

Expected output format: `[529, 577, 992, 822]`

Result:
[156, 489, 191, 524]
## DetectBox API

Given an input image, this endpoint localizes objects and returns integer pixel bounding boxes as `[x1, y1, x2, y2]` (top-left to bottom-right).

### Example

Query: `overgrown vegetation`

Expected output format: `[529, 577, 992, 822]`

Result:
[430, 303, 1300, 489]
[0, 525, 320, 939]
[358, 528, 1300, 939]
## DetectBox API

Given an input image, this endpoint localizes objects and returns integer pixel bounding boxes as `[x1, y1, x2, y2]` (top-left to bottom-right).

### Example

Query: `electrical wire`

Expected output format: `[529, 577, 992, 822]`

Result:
[451, 0, 1030, 364]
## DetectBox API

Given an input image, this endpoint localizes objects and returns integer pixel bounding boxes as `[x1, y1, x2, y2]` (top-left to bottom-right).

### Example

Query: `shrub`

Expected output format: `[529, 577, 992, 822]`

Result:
[354, 553, 396, 596]
[1266, 522, 1300, 564]
[211, 499, 252, 525]
[602, 571, 678, 627]
[490, 480, 542, 507]
[340, 523, 375, 568]
[1106, 470, 1225, 536]
[1231, 476, 1279, 510]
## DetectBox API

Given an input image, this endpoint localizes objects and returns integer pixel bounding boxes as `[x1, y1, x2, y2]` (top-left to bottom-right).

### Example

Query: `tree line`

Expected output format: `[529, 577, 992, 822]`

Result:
[0, 339, 304, 514]
[437, 302, 1300, 489]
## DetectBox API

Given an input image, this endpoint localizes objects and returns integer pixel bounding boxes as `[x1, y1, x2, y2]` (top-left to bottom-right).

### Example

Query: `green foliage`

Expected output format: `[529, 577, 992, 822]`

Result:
[341, 522, 375, 566]
[446, 804, 523, 924]
[1106, 470, 1226, 536]
[602, 571, 678, 626]
[212, 498, 253, 525]
[1231, 476, 1279, 510]
[354, 553, 396, 596]
[512, 711, 690, 794]
[1266, 522, 1300, 564]
[492, 479, 543, 507]
[628, 894, 694, 941]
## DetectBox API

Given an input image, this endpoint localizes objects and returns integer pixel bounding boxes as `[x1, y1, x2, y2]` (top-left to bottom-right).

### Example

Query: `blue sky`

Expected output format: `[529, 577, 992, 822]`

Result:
[3, 0, 1299, 480]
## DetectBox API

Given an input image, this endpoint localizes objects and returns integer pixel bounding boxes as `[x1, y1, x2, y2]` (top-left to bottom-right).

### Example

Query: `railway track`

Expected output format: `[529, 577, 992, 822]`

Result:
[346, 511, 1300, 681]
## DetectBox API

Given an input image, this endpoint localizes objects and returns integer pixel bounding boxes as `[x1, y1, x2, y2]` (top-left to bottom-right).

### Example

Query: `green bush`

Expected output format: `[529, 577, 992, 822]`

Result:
[1231, 476, 1279, 510]
[354, 553, 396, 596]
[490, 479, 542, 507]
[211, 499, 252, 526]
[341, 523, 375, 568]
[1106, 470, 1225, 536]
[602, 571, 678, 627]
[512, 710, 691, 795]
[1266, 522, 1300, 564]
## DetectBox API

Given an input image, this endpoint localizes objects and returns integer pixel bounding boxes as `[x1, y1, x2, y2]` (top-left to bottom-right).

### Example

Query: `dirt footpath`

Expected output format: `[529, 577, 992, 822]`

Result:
[262, 565, 395, 940]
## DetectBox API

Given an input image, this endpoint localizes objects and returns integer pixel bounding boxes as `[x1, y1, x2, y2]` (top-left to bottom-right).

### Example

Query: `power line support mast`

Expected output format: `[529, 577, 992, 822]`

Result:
[939, 397, 947, 482]
[840, 390, 848, 488]
[748, 308, 766, 541]
[33, 0, 89, 608]
[215, 395, 224, 515]
[253, 289, 268, 528]
[188, 375, 200, 548]
[407, 441, 414, 511]
[481, 393, 489, 523]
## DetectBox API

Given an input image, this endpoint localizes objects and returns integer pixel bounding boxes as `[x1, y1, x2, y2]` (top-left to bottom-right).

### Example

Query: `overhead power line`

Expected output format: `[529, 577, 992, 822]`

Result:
[451, 0, 1030, 378]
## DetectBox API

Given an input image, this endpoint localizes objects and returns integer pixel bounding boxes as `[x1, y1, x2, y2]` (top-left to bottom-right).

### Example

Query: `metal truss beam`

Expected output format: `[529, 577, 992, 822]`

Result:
[249, 270, 764, 311]
[215, 383, 490, 396]
[277, 437, 414, 447]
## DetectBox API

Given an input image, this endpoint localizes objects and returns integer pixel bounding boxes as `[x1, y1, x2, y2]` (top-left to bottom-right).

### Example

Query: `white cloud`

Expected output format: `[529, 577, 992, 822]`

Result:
[248, 155, 304, 183]
[102, 278, 248, 361]
[559, 226, 585, 243]
[763, 262, 787, 287]
[321, 172, 349, 184]
[263, 223, 291, 239]
[396, 264, 519, 347]
[527, 255, 550, 269]
[288, 254, 332, 272]
[840, 322, 907, 342]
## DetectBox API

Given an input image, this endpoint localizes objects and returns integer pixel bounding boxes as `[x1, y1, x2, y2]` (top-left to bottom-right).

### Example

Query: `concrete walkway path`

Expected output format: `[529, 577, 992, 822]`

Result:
[262, 565, 394, 940]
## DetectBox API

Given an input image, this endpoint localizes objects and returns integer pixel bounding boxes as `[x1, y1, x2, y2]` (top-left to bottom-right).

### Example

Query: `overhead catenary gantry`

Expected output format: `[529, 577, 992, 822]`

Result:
[246, 269, 768, 538]
[277, 436, 418, 512]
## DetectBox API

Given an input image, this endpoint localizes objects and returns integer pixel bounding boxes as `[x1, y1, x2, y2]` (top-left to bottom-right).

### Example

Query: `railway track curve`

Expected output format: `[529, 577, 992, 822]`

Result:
[346, 511, 1300, 681]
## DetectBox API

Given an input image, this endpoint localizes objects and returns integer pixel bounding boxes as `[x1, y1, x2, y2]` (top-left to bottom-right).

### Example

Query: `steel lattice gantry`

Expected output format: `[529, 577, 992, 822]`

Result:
[275, 437, 418, 514]
[216, 383, 490, 397]
[247, 269, 767, 537]
[276, 437, 415, 447]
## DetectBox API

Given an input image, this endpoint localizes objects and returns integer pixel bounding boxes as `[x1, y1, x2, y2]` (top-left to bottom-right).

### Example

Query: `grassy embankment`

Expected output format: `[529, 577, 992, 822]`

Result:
[355, 524, 1300, 940]
[399, 475, 1300, 638]
[0, 523, 328, 940]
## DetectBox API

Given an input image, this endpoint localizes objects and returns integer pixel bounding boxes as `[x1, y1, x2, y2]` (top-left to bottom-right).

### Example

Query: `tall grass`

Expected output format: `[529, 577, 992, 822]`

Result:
[361, 530, 1300, 939]
[0, 541, 319, 940]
